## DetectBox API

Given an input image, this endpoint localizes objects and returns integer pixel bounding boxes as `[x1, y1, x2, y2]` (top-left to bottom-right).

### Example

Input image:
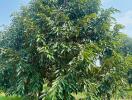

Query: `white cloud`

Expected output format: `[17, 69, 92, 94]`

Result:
[116, 11, 132, 37]
[102, 0, 112, 5]
[118, 11, 132, 25]
[102, 0, 132, 37]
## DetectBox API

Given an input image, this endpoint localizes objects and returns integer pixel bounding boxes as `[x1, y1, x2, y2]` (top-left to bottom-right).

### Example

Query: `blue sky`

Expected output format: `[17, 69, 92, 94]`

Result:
[0, 0, 132, 37]
[0, 0, 29, 29]
[102, 0, 132, 37]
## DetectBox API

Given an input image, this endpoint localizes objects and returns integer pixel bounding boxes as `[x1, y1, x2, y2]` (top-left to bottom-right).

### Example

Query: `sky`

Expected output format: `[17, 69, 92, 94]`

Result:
[0, 0, 29, 26]
[102, 0, 132, 37]
[0, 0, 132, 37]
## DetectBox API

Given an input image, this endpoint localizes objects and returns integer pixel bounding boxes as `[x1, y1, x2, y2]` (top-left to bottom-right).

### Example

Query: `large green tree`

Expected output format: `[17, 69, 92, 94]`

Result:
[0, 0, 130, 99]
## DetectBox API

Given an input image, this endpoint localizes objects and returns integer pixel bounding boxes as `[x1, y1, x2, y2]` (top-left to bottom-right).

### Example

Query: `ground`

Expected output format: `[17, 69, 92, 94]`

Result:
[0, 88, 132, 100]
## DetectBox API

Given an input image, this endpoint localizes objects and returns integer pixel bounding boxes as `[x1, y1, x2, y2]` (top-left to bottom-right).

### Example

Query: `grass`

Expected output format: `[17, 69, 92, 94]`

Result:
[125, 88, 132, 100]
[0, 88, 131, 100]
[0, 96, 21, 100]
[72, 92, 87, 100]
[72, 88, 132, 100]
[0, 93, 21, 100]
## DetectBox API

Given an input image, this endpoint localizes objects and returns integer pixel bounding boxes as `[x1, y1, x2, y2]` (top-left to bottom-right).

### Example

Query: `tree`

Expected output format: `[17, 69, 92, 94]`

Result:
[0, 0, 130, 99]
[121, 37, 132, 88]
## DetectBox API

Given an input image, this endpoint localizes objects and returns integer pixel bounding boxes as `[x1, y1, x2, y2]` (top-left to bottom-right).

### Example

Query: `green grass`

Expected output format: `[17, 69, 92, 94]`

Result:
[72, 92, 87, 100]
[0, 96, 21, 100]
[0, 93, 21, 100]
[126, 88, 132, 100]
[127, 91, 132, 96]
[0, 88, 131, 100]
[72, 89, 132, 100]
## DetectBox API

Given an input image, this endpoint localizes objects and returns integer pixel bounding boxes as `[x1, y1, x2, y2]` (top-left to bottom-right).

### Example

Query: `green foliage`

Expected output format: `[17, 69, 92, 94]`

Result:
[0, 0, 131, 100]
[121, 37, 132, 87]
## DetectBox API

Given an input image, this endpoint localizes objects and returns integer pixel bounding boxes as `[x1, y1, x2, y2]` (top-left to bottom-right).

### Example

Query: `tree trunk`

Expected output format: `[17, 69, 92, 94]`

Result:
[38, 83, 43, 100]
[107, 93, 111, 100]
[64, 0, 67, 7]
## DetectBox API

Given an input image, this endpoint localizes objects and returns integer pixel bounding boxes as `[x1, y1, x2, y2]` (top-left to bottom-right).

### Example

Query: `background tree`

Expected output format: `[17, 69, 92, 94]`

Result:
[121, 37, 132, 88]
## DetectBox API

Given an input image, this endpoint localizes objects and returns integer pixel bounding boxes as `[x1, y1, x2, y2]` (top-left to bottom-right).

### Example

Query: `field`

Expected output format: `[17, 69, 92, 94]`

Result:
[0, 89, 132, 100]
[0, 93, 20, 100]
[0, 97, 21, 100]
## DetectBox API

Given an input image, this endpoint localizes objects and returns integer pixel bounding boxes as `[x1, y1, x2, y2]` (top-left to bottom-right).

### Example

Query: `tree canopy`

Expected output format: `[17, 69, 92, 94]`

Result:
[0, 0, 131, 100]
